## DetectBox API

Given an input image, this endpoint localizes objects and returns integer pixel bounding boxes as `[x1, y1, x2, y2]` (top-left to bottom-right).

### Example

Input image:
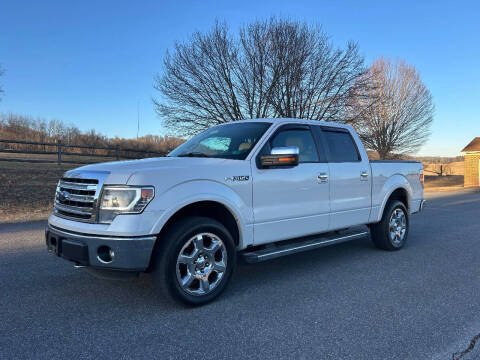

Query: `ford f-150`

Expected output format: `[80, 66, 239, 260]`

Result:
[46, 118, 424, 305]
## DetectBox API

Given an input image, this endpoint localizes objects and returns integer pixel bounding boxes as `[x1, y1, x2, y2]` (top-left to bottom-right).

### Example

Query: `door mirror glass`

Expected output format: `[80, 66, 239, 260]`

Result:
[261, 146, 299, 168]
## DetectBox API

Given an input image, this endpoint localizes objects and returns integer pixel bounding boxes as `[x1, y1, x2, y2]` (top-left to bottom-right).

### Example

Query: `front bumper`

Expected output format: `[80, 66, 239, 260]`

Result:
[45, 224, 156, 271]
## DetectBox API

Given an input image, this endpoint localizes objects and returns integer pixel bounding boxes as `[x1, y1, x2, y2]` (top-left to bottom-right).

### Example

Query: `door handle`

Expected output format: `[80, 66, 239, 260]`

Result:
[318, 173, 328, 183]
[360, 171, 369, 180]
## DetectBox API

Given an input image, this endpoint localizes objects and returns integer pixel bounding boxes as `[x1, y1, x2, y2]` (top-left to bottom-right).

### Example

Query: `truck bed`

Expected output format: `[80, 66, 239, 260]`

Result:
[369, 160, 424, 221]
[370, 160, 421, 164]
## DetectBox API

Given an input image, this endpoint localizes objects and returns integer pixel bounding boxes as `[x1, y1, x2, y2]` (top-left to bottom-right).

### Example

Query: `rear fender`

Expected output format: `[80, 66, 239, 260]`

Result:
[371, 175, 413, 223]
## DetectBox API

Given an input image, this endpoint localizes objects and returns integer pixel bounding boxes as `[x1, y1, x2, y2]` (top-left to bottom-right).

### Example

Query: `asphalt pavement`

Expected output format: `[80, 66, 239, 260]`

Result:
[1, 190, 480, 359]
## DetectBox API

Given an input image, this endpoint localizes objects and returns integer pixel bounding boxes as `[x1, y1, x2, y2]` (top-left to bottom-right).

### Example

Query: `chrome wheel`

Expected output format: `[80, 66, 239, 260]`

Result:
[175, 233, 228, 296]
[389, 208, 407, 246]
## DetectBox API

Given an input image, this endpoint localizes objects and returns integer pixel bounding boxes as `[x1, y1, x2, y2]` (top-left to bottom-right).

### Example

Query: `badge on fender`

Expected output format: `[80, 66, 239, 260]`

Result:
[225, 175, 250, 182]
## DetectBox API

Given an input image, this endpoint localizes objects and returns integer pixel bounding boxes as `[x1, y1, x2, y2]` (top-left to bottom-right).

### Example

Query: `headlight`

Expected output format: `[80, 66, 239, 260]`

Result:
[98, 186, 154, 224]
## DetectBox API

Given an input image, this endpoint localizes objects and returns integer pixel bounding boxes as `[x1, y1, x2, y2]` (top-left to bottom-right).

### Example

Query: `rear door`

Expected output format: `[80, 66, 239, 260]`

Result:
[315, 126, 371, 230]
[252, 124, 330, 245]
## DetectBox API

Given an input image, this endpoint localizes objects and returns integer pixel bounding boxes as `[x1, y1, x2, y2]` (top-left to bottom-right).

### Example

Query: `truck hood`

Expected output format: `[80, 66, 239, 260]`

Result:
[66, 157, 230, 184]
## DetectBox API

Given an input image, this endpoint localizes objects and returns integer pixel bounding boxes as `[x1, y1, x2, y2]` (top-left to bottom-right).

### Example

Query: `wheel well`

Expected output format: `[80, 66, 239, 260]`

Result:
[158, 201, 240, 247]
[386, 188, 409, 211]
[146, 201, 240, 272]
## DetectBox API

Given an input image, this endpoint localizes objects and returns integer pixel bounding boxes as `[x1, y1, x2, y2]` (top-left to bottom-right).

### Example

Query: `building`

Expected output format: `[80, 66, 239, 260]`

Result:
[461, 137, 480, 187]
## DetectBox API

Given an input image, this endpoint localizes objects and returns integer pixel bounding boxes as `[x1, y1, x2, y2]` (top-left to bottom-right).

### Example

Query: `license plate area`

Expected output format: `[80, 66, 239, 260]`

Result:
[61, 239, 89, 264]
[46, 232, 89, 265]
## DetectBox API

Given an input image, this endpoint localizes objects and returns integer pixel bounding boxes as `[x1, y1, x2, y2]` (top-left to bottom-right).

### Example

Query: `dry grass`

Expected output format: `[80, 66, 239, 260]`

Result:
[0, 161, 78, 223]
[424, 175, 464, 191]
[423, 161, 464, 176]
[423, 161, 465, 191]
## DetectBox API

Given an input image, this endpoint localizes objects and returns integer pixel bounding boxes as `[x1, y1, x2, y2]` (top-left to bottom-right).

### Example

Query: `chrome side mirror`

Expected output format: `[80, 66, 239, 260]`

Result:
[261, 146, 300, 168]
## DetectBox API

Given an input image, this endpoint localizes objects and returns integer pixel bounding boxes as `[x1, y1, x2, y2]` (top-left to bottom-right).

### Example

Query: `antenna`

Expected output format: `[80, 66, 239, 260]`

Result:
[137, 100, 140, 139]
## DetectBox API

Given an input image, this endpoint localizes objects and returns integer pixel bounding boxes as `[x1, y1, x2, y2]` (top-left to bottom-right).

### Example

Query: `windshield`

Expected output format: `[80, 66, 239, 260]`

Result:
[168, 122, 271, 160]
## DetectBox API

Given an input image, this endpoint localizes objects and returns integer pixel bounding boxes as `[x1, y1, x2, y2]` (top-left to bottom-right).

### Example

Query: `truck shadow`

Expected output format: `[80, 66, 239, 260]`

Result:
[0, 219, 47, 233]
[0, 234, 380, 312]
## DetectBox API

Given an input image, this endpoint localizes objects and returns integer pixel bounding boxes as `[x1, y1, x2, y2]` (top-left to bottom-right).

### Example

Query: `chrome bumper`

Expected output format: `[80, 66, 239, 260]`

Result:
[45, 224, 156, 271]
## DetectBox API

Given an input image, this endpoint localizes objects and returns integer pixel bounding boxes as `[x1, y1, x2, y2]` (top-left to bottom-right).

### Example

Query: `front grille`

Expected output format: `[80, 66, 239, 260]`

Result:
[55, 177, 99, 222]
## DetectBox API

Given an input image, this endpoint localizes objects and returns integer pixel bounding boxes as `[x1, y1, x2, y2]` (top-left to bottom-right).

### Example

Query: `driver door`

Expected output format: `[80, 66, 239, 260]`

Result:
[251, 124, 330, 245]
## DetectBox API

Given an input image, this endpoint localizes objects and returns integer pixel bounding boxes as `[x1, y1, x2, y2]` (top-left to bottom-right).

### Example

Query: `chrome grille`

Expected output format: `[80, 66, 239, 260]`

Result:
[55, 177, 99, 222]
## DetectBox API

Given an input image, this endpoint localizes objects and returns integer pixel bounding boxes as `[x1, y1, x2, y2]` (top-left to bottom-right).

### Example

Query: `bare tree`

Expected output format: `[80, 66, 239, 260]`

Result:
[153, 19, 368, 136]
[153, 23, 240, 137]
[350, 58, 434, 159]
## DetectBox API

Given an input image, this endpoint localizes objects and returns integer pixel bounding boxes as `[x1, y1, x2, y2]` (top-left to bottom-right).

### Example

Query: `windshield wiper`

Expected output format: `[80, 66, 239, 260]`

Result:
[176, 152, 210, 158]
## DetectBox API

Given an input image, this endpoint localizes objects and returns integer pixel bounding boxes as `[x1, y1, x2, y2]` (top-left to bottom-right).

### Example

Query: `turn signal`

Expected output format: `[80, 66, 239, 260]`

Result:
[278, 157, 296, 163]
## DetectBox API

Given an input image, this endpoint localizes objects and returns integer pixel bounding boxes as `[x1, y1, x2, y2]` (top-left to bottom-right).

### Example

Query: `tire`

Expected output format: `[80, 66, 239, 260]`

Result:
[370, 200, 409, 251]
[151, 216, 236, 306]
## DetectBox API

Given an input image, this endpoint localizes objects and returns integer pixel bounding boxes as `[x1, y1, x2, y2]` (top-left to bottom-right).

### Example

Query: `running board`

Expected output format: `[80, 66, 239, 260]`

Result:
[241, 227, 369, 263]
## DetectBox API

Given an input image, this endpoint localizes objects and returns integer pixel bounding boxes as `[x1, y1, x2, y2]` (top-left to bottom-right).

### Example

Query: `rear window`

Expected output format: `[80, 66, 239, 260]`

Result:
[324, 130, 360, 162]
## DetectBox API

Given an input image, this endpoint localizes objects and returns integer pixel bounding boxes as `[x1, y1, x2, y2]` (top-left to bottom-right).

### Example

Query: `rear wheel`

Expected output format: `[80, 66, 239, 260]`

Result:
[371, 200, 409, 251]
[152, 216, 236, 306]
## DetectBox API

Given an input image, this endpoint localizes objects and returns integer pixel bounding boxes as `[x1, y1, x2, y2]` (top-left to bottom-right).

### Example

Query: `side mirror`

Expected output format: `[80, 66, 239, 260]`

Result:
[261, 146, 299, 168]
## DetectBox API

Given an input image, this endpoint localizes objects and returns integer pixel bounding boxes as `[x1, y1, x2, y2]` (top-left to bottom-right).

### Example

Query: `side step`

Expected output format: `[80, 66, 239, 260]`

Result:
[241, 227, 369, 263]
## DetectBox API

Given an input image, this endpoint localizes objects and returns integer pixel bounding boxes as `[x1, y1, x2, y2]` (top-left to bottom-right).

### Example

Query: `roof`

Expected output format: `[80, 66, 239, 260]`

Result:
[462, 137, 480, 152]
[224, 118, 351, 130]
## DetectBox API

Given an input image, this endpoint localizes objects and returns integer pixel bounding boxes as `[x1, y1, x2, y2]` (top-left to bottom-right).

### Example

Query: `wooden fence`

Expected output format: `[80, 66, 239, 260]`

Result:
[0, 139, 167, 164]
[424, 165, 445, 176]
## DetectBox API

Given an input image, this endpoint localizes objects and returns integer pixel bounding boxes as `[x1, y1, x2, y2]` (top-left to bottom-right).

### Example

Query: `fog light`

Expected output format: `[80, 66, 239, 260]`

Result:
[97, 246, 115, 264]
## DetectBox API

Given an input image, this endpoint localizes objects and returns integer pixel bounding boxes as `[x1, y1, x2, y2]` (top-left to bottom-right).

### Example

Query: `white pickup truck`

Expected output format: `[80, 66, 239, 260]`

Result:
[46, 119, 424, 305]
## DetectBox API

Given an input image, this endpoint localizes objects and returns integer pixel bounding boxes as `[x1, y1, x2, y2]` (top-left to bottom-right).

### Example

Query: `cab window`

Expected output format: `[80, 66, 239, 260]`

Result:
[323, 130, 360, 162]
[269, 128, 319, 163]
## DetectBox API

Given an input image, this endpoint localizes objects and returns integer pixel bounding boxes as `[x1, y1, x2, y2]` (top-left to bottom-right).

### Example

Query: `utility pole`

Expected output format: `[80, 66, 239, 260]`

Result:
[137, 100, 140, 139]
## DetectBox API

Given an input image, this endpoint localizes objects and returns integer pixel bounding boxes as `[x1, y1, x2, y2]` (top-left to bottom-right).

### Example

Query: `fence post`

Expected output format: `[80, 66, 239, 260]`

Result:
[57, 139, 62, 165]
[115, 145, 119, 160]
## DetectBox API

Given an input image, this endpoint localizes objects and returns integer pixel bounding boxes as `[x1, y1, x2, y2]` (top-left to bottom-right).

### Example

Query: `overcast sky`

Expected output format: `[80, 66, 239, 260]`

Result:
[1, 0, 479, 156]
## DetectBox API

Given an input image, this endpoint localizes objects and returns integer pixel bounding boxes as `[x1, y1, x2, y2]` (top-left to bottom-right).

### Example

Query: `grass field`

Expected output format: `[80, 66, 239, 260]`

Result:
[0, 161, 78, 223]
[0, 159, 469, 223]
[423, 175, 464, 191]
[423, 161, 464, 176]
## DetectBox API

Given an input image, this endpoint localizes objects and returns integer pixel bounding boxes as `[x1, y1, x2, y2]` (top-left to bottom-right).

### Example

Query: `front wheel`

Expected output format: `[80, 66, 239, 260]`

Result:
[152, 216, 236, 306]
[370, 200, 409, 251]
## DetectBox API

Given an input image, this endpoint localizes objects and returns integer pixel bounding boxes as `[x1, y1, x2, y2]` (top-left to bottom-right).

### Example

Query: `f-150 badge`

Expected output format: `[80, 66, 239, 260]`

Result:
[225, 175, 250, 182]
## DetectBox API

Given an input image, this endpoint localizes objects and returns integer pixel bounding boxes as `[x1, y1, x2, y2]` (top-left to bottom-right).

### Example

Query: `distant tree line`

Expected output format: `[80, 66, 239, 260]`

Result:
[0, 113, 184, 157]
[415, 156, 464, 164]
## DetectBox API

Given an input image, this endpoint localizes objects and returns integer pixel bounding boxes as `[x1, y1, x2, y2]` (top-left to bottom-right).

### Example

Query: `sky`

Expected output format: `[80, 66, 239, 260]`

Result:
[1, 0, 479, 157]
